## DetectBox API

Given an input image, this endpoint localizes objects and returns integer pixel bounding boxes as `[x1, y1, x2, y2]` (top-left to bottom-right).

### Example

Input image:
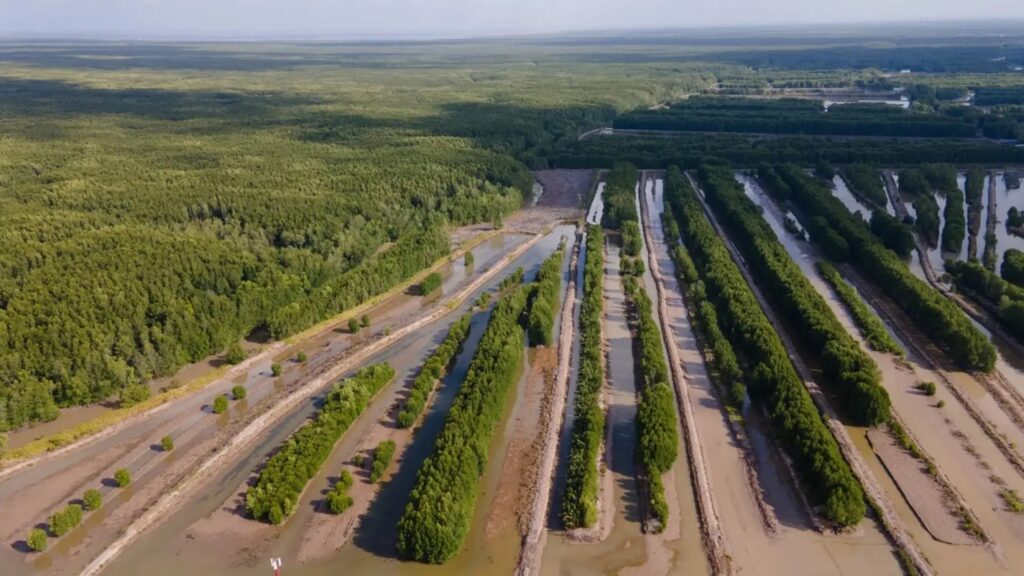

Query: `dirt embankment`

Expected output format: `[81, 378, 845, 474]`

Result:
[638, 172, 730, 575]
[76, 227, 555, 576]
[514, 226, 582, 576]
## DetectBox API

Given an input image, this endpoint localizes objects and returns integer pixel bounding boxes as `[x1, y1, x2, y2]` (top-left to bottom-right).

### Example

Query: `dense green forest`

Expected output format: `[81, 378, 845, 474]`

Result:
[0, 43, 691, 431]
[700, 166, 890, 426]
[562, 226, 605, 529]
[527, 246, 566, 346]
[662, 167, 865, 526]
[946, 260, 1024, 343]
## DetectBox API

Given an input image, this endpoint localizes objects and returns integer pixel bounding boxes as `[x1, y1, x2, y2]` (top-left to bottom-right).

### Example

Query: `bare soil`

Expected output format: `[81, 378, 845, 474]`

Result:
[533, 170, 595, 209]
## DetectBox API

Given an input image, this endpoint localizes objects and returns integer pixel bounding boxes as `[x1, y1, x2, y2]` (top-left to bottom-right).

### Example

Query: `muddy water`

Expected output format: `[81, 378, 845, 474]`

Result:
[541, 229, 654, 576]
[831, 175, 876, 222]
[738, 173, 1024, 573]
[587, 182, 606, 226]
[5, 233, 524, 451]
[99, 226, 575, 576]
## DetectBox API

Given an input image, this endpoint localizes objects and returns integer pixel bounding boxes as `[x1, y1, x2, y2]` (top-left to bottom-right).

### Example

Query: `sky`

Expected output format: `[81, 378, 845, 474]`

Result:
[2, 0, 1024, 39]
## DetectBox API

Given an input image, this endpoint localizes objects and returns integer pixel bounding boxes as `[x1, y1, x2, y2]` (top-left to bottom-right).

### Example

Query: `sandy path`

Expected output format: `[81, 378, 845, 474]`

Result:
[515, 226, 581, 576]
[76, 227, 554, 576]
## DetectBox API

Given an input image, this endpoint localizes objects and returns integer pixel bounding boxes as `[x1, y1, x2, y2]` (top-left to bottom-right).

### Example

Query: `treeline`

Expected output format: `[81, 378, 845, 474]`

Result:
[622, 273, 678, 531]
[267, 228, 450, 337]
[527, 247, 566, 346]
[397, 282, 530, 563]
[613, 97, 979, 138]
[772, 165, 995, 371]
[898, 169, 940, 248]
[397, 311, 473, 429]
[663, 166, 866, 527]
[975, 87, 1024, 107]
[245, 363, 395, 524]
[966, 169, 986, 257]
[701, 166, 890, 426]
[840, 164, 888, 208]
[920, 164, 966, 254]
[816, 262, 904, 356]
[870, 211, 916, 258]
[546, 133, 1024, 171]
[562, 226, 606, 529]
[947, 260, 1024, 343]
[601, 163, 639, 230]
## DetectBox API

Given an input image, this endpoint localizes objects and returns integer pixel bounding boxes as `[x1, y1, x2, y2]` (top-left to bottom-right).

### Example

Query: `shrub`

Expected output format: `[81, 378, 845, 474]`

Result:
[419, 272, 443, 296]
[296, 351, 308, 363]
[232, 385, 247, 400]
[370, 440, 397, 483]
[245, 364, 395, 523]
[348, 318, 361, 333]
[917, 382, 937, 396]
[213, 395, 229, 414]
[114, 468, 132, 488]
[161, 435, 174, 452]
[83, 489, 102, 511]
[27, 528, 47, 552]
[361, 314, 371, 328]
[326, 470, 355, 514]
[225, 341, 247, 365]
[464, 251, 475, 267]
[120, 384, 150, 407]
[271, 363, 282, 377]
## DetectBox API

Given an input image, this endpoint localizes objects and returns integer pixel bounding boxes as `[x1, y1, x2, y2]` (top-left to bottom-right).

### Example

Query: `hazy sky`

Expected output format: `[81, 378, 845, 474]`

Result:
[2, 0, 1024, 38]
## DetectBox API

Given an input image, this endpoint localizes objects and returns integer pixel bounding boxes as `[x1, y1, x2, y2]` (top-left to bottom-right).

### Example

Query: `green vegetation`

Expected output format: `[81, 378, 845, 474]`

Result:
[348, 318, 361, 334]
[396, 311, 473, 429]
[161, 435, 174, 452]
[870, 210, 916, 258]
[419, 272, 444, 296]
[700, 165, 890, 426]
[899, 169, 941, 248]
[816, 262, 904, 355]
[623, 274, 678, 530]
[464, 251, 475, 267]
[664, 166, 866, 527]
[1003, 249, 1024, 287]
[946, 259, 1024, 344]
[225, 342, 248, 365]
[774, 165, 995, 371]
[615, 97, 979, 138]
[296, 351, 308, 363]
[83, 489, 102, 512]
[27, 528, 47, 552]
[917, 382, 938, 396]
[326, 470, 355, 515]
[361, 315, 371, 328]
[271, 363, 282, 377]
[664, 199, 747, 410]
[231, 385, 247, 400]
[920, 164, 967, 254]
[114, 468, 132, 488]
[527, 247, 566, 347]
[1001, 488, 1024, 513]
[561, 226, 606, 529]
[601, 163, 640, 231]
[48, 503, 83, 537]
[397, 285, 530, 563]
[212, 395, 228, 414]
[370, 440, 397, 483]
[245, 363, 395, 524]
[498, 267, 525, 291]
[840, 165, 888, 208]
